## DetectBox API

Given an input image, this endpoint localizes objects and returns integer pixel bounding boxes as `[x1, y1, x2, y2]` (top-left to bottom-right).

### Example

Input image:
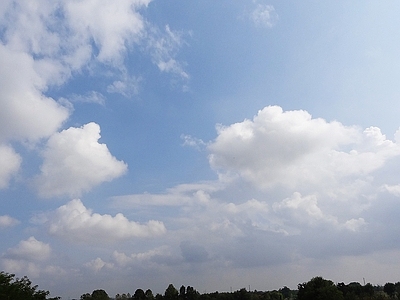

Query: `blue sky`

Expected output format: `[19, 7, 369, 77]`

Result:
[2, 1, 400, 299]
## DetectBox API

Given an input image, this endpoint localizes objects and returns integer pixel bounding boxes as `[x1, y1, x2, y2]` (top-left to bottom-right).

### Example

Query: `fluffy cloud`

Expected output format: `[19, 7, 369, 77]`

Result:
[4, 236, 51, 262]
[45, 199, 166, 243]
[0, 237, 62, 280]
[109, 101, 400, 268]
[0, 145, 21, 189]
[0, 0, 155, 146]
[35, 122, 127, 198]
[208, 106, 400, 189]
[64, 0, 150, 65]
[0, 44, 70, 143]
[0, 215, 20, 228]
[2, 0, 150, 67]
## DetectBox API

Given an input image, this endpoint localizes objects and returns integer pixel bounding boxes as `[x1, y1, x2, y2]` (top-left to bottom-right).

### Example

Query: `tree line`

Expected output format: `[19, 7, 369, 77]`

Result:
[3, 271, 400, 300]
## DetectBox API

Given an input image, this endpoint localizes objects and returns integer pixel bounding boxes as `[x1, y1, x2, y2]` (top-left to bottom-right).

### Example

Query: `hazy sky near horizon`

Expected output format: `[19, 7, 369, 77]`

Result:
[2, 1, 400, 299]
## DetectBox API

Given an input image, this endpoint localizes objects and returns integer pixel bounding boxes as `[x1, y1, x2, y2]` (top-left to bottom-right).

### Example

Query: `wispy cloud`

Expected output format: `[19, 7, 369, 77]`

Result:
[250, 4, 278, 28]
[146, 25, 190, 80]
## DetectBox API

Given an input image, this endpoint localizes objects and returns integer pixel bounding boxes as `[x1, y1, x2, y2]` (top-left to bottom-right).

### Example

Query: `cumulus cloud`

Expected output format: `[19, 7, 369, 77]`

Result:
[64, 0, 150, 65]
[0, 237, 64, 280]
[0, 215, 20, 228]
[0, 45, 70, 143]
[110, 100, 400, 269]
[0, 0, 186, 143]
[44, 199, 166, 243]
[208, 106, 400, 189]
[85, 257, 114, 272]
[35, 122, 127, 198]
[0, 145, 21, 189]
[4, 236, 51, 262]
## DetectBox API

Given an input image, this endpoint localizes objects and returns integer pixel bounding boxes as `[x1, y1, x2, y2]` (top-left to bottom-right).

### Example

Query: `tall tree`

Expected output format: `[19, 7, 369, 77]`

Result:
[165, 284, 179, 300]
[180, 285, 186, 300]
[297, 276, 343, 300]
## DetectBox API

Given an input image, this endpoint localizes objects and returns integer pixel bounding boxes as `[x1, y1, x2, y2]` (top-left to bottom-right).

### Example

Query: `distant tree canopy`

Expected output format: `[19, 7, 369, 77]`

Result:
[297, 276, 343, 300]
[0, 271, 392, 300]
[80, 289, 109, 300]
[0, 271, 59, 300]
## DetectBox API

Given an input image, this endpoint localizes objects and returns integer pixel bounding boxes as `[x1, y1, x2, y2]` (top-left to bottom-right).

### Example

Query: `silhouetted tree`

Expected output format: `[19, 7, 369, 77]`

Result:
[81, 293, 92, 300]
[0, 271, 59, 300]
[186, 286, 200, 300]
[91, 289, 109, 300]
[145, 289, 155, 300]
[134, 289, 146, 300]
[384, 283, 396, 298]
[180, 285, 186, 300]
[165, 284, 179, 300]
[278, 286, 291, 299]
[297, 276, 343, 300]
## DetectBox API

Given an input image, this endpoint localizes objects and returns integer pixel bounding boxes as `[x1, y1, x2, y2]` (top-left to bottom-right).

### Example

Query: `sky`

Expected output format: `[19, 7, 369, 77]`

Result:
[2, 0, 400, 299]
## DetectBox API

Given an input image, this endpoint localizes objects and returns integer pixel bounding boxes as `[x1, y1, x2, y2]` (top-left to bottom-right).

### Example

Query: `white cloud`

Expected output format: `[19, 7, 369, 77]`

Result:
[383, 184, 400, 197]
[208, 106, 400, 189]
[64, 0, 150, 65]
[343, 218, 366, 232]
[0, 215, 20, 228]
[0, 145, 21, 189]
[0, 236, 64, 280]
[250, 4, 278, 28]
[0, 0, 188, 158]
[68, 91, 106, 105]
[181, 134, 207, 151]
[112, 247, 171, 267]
[0, 44, 70, 143]
[85, 257, 114, 272]
[147, 25, 189, 79]
[35, 122, 128, 198]
[45, 199, 166, 243]
[112, 181, 222, 208]
[107, 74, 141, 98]
[4, 236, 51, 262]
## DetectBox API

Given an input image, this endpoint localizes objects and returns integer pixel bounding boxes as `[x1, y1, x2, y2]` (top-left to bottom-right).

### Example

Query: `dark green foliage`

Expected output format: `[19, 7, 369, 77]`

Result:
[145, 289, 155, 300]
[91, 289, 109, 300]
[0, 271, 59, 300]
[134, 289, 146, 300]
[234, 288, 251, 300]
[8, 272, 400, 300]
[81, 293, 92, 300]
[165, 284, 179, 300]
[384, 283, 396, 298]
[186, 286, 200, 300]
[297, 276, 343, 300]
[115, 293, 130, 300]
[278, 286, 292, 299]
